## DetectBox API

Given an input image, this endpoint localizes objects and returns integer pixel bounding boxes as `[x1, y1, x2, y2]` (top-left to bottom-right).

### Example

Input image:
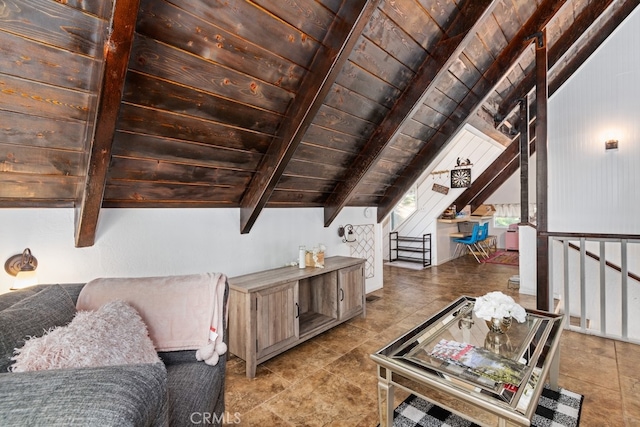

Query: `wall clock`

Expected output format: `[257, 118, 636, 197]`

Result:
[451, 168, 471, 188]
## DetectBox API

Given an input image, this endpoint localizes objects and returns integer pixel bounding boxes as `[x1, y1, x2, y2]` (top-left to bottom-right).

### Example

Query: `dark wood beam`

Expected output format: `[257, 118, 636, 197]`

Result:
[323, 0, 498, 227]
[451, 134, 521, 210]
[519, 98, 529, 223]
[535, 29, 550, 312]
[239, 0, 380, 234]
[74, 0, 140, 247]
[464, 139, 536, 210]
[496, 0, 635, 128]
[457, 0, 638, 220]
[549, 0, 639, 95]
[472, 157, 519, 209]
[377, 0, 568, 223]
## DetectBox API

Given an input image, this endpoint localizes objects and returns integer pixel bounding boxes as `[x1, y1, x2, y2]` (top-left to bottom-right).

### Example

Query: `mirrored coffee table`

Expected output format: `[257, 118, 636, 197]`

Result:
[370, 296, 563, 426]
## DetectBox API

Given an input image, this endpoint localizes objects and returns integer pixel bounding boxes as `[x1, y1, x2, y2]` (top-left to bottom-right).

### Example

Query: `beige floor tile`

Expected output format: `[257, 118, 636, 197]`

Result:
[225, 258, 637, 425]
[621, 375, 640, 419]
[225, 357, 290, 415]
[262, 339, 341, 383]
[311, 321, 376, 354]
[262, 369, 377, 426]
[236, 405, 292, 426]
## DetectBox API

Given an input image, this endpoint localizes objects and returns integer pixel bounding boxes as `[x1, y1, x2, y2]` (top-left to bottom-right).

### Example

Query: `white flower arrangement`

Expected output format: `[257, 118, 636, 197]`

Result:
[473, 291, 526, 323]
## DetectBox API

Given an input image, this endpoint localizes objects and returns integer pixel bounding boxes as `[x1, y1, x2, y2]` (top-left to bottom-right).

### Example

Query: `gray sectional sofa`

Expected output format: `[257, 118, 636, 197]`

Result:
[0, 281, 228, 426]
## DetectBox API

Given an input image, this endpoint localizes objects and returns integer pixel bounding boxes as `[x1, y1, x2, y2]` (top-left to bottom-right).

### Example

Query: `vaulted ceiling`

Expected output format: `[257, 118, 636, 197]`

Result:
[0, 0, 636, 246]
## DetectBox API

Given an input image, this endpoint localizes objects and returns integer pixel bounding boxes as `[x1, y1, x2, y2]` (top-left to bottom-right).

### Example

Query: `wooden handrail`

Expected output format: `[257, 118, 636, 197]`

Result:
[559, 238, 640, 283]
[540, 231, 640, 241]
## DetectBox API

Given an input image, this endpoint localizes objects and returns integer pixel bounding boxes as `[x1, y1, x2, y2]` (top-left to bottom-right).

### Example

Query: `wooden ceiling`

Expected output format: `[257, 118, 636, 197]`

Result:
[0, 0, 636, 246]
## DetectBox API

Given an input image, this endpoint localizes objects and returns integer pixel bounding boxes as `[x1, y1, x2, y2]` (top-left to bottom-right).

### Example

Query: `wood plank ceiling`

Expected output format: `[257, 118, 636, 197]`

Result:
[0, 0, 636, 246]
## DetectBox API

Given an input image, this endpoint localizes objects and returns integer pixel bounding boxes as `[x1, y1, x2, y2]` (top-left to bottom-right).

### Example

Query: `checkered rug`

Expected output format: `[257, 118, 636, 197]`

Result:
[388, 386, 583, 427]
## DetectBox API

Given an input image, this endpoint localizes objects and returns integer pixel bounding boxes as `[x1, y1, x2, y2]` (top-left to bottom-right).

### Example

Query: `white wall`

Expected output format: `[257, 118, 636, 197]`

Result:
[384, 124, 504, 264]
[486, 9, 640, 301]
[0, 207, 383, 294]
[548, 8, 640, 234]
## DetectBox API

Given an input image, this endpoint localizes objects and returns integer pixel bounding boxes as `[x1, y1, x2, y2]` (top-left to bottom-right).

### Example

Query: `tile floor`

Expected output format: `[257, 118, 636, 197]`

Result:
[225, 256, 640, 426]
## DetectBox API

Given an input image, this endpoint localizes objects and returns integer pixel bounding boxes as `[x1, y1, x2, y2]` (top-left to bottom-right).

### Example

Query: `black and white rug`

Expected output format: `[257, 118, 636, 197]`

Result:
[388, 386, 583, 427]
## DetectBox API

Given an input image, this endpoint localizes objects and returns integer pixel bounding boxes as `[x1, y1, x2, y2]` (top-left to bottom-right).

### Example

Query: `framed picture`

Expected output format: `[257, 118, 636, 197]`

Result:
[451, 168, 471, 188]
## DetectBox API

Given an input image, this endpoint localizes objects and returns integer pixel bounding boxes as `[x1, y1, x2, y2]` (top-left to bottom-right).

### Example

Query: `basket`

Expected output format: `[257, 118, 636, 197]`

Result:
[457, 221, 474, 233]
[305, 251, 325, 267]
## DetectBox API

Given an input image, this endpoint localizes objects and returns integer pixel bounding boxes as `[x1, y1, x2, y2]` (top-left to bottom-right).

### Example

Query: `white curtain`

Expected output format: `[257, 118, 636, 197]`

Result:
[494, 203, 520, 217]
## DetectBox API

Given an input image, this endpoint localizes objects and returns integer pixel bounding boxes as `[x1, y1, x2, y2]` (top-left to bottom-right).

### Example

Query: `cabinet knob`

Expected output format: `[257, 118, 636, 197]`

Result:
[295, 302, 300, 318]
[339, 288, 344, 302]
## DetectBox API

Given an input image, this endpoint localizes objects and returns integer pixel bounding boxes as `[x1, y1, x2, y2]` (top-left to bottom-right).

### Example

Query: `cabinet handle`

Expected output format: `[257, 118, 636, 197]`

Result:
[295, 302, 300, 318]
[339, 288, 344, 302]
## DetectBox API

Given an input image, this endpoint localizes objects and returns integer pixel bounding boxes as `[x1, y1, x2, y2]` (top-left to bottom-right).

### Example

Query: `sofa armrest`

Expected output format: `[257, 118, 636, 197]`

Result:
[0, 363, 168, 427]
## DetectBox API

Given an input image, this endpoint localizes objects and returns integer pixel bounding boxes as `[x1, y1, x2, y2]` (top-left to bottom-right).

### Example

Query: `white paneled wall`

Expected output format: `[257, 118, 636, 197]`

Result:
[383, 124, 505, 262]
[548, 8, 640, 235]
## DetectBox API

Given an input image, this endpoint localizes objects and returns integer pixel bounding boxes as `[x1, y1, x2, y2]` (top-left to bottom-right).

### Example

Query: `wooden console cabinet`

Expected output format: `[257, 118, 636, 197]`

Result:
[228, 256, 366, 378]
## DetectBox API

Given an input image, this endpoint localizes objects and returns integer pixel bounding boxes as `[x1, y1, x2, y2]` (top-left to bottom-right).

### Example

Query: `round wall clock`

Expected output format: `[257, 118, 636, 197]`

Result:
[451, 168, 471, 188]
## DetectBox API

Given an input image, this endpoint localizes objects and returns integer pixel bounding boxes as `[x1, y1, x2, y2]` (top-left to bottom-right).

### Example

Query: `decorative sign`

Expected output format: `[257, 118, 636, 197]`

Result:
[432, 183, 449, 194]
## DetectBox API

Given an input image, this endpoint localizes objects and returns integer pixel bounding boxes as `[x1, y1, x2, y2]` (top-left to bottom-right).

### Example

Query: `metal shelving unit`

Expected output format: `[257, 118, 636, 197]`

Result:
[389, 232, 431, 268]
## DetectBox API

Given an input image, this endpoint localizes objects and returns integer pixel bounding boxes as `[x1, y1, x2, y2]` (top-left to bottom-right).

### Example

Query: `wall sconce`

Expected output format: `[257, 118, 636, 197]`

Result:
[337, 224, 356, 243]
[4, 248, 38, 290]
[605, 139, 618, 150]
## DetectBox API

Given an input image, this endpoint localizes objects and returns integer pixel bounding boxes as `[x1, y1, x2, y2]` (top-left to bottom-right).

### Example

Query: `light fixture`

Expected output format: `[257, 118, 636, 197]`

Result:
[605, 139, 618, 150]
[338, 224, 356, 243]
[5, 248, 38, 290]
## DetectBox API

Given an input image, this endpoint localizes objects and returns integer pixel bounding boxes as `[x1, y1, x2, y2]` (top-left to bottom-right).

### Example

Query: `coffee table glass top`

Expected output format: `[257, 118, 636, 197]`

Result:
[373, 296, 563, 413]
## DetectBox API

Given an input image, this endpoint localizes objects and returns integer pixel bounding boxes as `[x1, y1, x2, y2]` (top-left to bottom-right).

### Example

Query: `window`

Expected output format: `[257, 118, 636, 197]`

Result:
[494, 215, 520, 228]
[391, 186, 417, 229]
[493, 204, 520, 228]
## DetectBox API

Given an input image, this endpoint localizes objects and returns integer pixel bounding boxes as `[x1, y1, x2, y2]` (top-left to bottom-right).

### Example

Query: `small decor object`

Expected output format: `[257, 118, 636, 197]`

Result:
[5, 248, 38, 290]
[474, 291, 526, 334]
[605, 139, 618, 150]
[338, 224, 356, 243]
[451, 168, 471, 188]
[305, 244, 326, 268]
[298, 245, 306, 269]
[456, 157, 472, 167]
[432, 183, 449, 195]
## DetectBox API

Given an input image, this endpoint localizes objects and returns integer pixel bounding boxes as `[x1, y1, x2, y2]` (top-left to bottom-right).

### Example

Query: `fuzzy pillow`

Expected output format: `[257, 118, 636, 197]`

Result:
[0, 284, 76, 372]
[10, 300, 160, 372]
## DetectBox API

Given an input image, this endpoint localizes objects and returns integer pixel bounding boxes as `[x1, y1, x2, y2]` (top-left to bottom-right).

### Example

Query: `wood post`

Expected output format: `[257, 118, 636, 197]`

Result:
[534, 30, 550, 311]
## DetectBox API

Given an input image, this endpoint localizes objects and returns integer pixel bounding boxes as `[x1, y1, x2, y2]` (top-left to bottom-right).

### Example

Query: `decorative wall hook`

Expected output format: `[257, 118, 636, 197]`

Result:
[337, 224, 356, 243]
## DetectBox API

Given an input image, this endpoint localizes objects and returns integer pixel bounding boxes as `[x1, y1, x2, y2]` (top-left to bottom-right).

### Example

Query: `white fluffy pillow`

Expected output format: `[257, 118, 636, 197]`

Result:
[10, 300, 160, 372]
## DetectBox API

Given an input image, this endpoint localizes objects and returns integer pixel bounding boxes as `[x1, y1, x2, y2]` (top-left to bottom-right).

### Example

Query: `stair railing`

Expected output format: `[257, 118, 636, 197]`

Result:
[543, 232, 640, 344]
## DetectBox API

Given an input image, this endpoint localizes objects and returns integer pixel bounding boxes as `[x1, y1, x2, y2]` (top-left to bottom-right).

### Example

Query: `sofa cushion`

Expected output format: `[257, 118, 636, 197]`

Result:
[11, 300, 160, 372]
[0, 284, 76, 372]
[165, 353, 227, 426]
[0, 363, 168, 426]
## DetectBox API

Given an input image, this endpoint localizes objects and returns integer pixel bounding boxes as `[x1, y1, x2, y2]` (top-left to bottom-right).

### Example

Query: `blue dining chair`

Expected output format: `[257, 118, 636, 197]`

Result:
[474, 222, 490, 259]
[453, 223, 482, 262]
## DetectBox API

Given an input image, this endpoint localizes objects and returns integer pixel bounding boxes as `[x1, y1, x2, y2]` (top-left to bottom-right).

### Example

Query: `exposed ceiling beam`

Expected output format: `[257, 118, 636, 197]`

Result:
[496, 0, 628, 127]
[470, 142, 534, 211]
[376, 0, 568, 223]
[74, 0, 140, 247]
[548, 0, 639, 96]
[322, 0, 498, 227]
[470, 0, 640, 205]
[239, 0, 380, 234]
[451, 133, 522, 211]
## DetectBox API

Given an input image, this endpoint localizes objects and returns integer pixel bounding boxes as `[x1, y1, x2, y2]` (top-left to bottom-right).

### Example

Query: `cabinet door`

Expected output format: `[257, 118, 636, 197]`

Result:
[256, 281, 299, 359]
[337, 263, 365, 320]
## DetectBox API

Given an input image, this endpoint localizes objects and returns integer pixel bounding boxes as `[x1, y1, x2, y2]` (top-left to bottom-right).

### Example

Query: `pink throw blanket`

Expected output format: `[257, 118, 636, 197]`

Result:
[76, 272, 228, 365]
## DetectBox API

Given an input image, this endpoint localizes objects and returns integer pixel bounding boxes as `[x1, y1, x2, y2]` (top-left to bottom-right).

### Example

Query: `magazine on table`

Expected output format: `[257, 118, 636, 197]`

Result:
[427, 339, 526, 388]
